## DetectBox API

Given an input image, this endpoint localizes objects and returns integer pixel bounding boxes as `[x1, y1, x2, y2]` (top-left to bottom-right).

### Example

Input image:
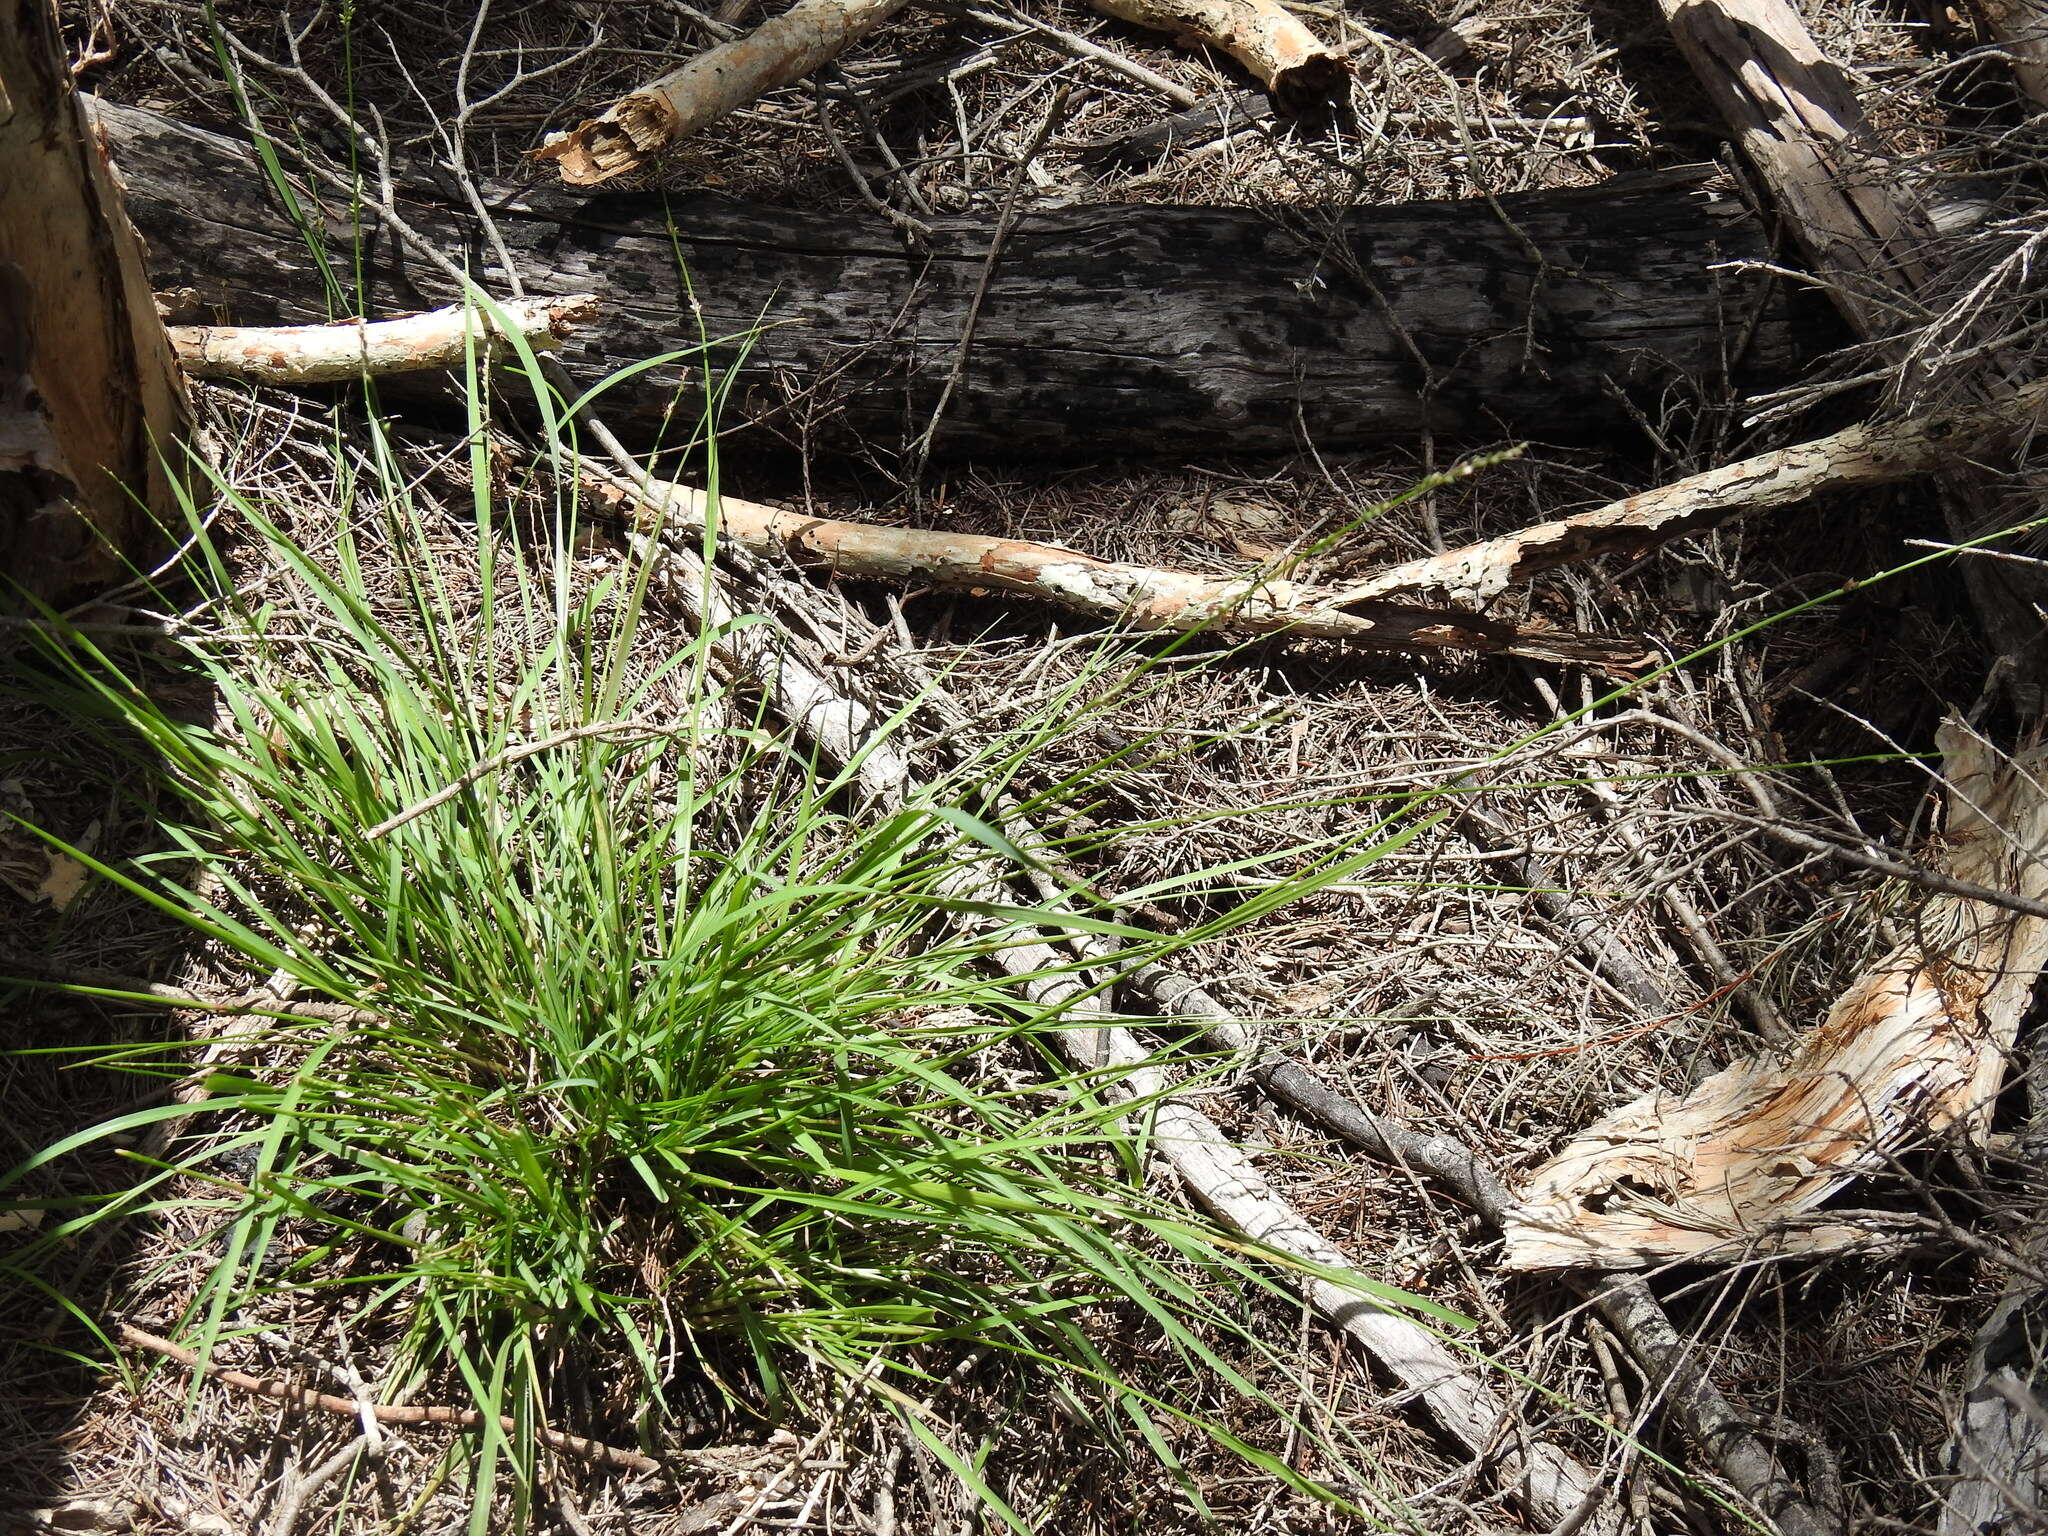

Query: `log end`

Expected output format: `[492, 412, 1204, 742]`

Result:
[533, 96, 676, 187]
[1268, 50, 1351, 116]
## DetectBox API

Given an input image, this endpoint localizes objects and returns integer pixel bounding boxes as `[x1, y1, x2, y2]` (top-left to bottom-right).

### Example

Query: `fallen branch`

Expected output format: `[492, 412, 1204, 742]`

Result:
[166, 296, 599, 384]
[617, 474, 1653, 666]
[1331, 377, 2048, 612]
[1655, 0, 1935, 333]
[115, 1323, 661, 1474]
[1077, 0, 1347, 112]
[1122, 964, 1841, 1536]
[1502, 721, 2048, 1271]
[986, 946, 1623, 1533]
[533, 0, 914, 185]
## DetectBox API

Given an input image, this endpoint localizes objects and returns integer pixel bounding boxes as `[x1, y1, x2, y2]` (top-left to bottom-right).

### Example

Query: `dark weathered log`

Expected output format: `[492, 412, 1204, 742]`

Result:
[1, 5, 187, 603]
[93, 100, 1816, 462]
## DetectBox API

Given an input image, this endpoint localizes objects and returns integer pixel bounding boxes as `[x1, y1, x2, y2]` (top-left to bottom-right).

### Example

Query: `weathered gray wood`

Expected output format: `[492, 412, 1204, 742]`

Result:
[1654, 0, 2048, 709]
[94, 100, 1815, 462]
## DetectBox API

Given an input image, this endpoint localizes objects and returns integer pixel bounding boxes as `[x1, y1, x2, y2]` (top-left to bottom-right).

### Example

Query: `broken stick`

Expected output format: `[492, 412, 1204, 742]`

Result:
[167, 296, 599, 385]
[1077, 0, 1347, 112]
[534, 0, 914, 185]
[116, 1323, 660, 1473]
[1121, 963, 1840, 1536]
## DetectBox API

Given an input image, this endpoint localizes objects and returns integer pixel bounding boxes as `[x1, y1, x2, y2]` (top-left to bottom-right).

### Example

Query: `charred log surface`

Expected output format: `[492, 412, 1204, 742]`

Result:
[97, 100, 1818, 460]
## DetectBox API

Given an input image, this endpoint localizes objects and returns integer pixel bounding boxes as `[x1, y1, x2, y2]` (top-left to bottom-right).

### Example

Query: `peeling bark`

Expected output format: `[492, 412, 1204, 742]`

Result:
[1, 0, 188, 602]
[1502, 722, 2048, 1271]
[92, 100, 1819, 461]
[533, 0, 914, 186]
[615, 473, 1653, 665]
[1078, 0, 1347, 112]
[168, 296, 600, 384]
[1331, 377, 2048, 613]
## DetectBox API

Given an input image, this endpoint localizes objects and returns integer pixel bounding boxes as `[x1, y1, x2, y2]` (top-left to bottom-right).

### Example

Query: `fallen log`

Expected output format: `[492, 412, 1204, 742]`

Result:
[167, 296, 600, 384]
[1501, 722, 2048, 1271]
[612, 473, 1653, 665]
[94, 100, 1818, 462]
[533, 0, 915, 186]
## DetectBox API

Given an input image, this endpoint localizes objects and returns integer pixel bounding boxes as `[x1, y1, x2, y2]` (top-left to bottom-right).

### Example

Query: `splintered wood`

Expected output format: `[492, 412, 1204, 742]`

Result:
[1502, 723, 2048, 1270]
[534, 0, 915, 185]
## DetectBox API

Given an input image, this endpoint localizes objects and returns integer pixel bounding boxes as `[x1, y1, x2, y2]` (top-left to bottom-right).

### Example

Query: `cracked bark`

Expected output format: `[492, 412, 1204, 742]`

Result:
[92, 100, 1819, 462]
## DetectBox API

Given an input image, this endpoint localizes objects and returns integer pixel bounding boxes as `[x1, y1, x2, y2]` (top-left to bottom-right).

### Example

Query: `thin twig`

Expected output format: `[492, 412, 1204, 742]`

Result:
[116, 1324, 662, 1474]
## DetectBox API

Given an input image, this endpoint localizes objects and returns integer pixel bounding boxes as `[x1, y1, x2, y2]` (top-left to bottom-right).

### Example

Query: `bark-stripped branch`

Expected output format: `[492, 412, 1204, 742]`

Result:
[615, 474, 1651, 667]
[167, 296, 599, 384]
[1331, 377, 2048, 612]
[534, 0, 914, 185]
[1656, 0, 1937, 336]
[973, 936, 1623, 1533]
[1077, 0, 1347, 111]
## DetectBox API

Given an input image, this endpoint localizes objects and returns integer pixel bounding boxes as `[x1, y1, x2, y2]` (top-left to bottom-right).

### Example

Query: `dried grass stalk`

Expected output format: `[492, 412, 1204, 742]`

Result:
[1333, 378, 2048, 612]
[534, 0, 913, 185]
[1502, 722, 2048, 1270]
[167, 296, 600, 384]
[614, 474, 1650, 666]
[1078, 0, 1347, 110]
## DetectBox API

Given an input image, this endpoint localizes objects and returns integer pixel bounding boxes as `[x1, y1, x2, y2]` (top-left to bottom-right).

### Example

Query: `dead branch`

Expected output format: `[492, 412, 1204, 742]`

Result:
[1502, 722, 2048, 1271]
[115, 1324, 661, 1474]
[986, 948, 1622, 1534]
[167, 296, 600, 384]
[1654, 0, 1936, 336]
[1122, 964, 1842, 1536]
[1076, 0, 1347, 111]
[616, 474, 1653, 666]
[533, 0, 914, 185]
[1331, 377, 2048, 613]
